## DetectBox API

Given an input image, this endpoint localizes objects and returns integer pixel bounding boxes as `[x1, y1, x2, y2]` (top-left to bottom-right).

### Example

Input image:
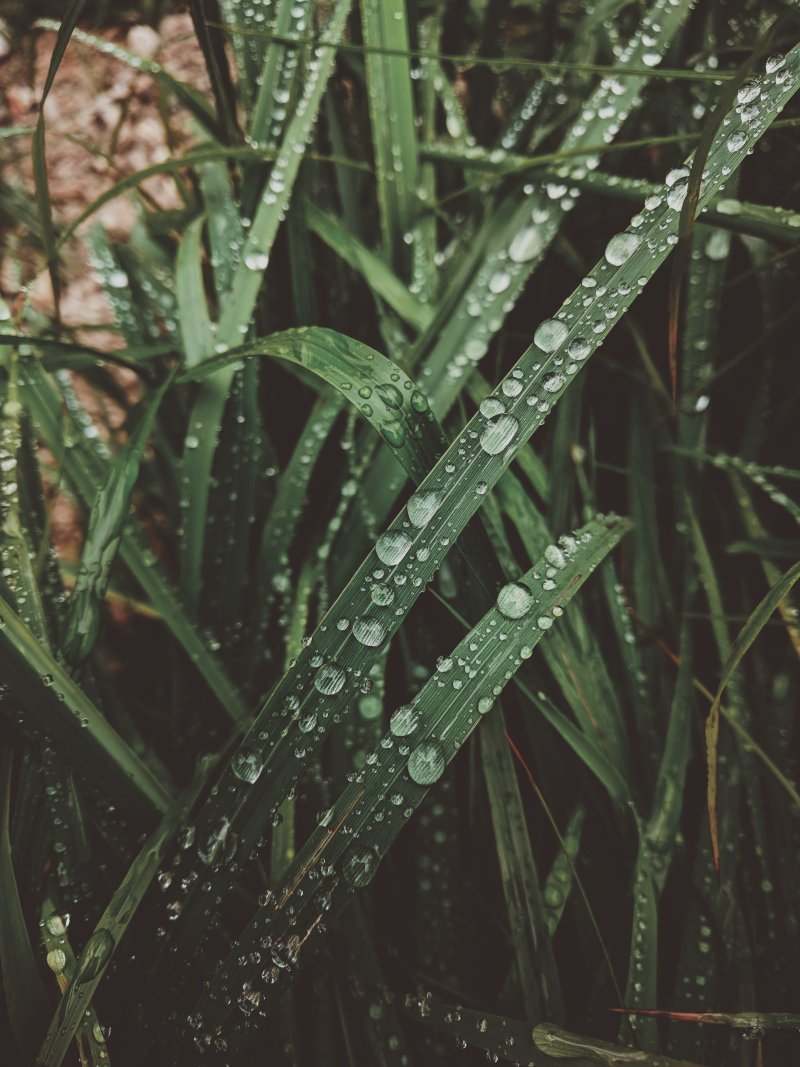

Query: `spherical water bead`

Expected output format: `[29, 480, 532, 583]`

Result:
[391, 704, 420, 736]
[604, 231, 641, 266]
[46, 949, 66, 974]
[544, 543, 566, 569]
[477, 696, 493, 714]
[496, 581, 534, 619]
[314, 662, 346, 695]
[726, 129, 747, 152]
[244, 250, 269, 271]
[567, 337, 591, 361]
[480, 414, 519, 456]
[407, 739, 446, 785]
[407, 490, 443, 528]
[765, 54, 785, 74]
[489, 270, 511, 294]
[46, 914, 67, 936]
[479, 396, 506, 418]
[107, 269, 129, 289]
[737, 78, 761, 105]
[704, 231, 729, 261]
[342, 842, 380, 888]
[508, 225, 544, 264]
[370, 583, 394, 606]
[534, 319, 568, 353]
[375, 530, 412, 565]
[501, 377, 523, 398]
[231, 745, 264, 784]
[542, 372, 565, 394]
[353, 616, 387, 647]
[537, 616, 554, 630]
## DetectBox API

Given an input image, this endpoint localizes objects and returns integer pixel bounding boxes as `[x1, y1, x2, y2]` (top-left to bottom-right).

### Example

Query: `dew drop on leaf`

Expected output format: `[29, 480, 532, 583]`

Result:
[407, 739, 446, 784]
[534, 319, 569, 353]
[314, 662, 346, 695]
[480, 414, 519, 455]
[496, 581, 534, 619]
[375, 530, 412, 565]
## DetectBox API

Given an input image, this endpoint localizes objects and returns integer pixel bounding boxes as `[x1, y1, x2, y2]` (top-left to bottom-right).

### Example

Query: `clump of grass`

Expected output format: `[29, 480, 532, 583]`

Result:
[0, 3, 799, 1065]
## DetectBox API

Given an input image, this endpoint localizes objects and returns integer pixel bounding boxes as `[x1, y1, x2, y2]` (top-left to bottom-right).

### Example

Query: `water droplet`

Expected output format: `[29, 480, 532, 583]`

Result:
[314, 662, 346, 695]
[342, 842, 380, 887]
[375, 530, 412, 565]
[488, 270, 511, 294]
[726, 129, 747, 152]
[480, 414, 519, 455]
[544, 544, 566, 569]
[496, 581, 534, 619]
[231, 745, 264, 784]
[766, 54, 785, 74]
[407, 739, 446, 785]
[604, 231, 641, 266]
[508, 225, 544, 264]
[534, 319, 568, 353]
[542, 372, 565, 394]
[244, 250, 270, 271]
[407, 490, 443, 528]
[391, 704, 420, 736]
[353, 616, 387, 647]
[537, 616, 554, 630]
[567, 337, 590, 361]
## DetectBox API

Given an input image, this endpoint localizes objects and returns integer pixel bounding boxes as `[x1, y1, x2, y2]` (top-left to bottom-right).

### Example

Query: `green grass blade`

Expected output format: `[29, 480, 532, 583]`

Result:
[179, 0, 353, 609]
[16, 355, 250, 729]
[360, 0, 419, 275]
[62, 374, 172, 666]
[481, 710, 563, 1022]
[35, 19, 220, 137]
[195, 514, 630, 1032]
[0, 749, 51, 1058]
[176, 218, 215, 369]
[306, 203, 435, 331]
[31, 1, 88, 315]
[36, 763, 210, 1067]
[0, 591, 172, 819]
[41, 897, 108, 1067]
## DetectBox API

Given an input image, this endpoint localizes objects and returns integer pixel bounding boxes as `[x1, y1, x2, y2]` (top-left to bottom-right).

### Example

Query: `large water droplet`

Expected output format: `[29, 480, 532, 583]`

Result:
[390, 704, 420, 736]
[544, 544, 566, 569]
[407, 739, 446, 784]
[342, 842, 380, 887]
[244, 250, 269, 271]
[375, 530, 412, 565]
[496, 581, 534, 619]
[604, 231, 641, 266]
[314, 662, 346, 695]
[534, 319, 568, 353]
[480, 414, 519, 455]
[407, 490, 443, 528]
[353, 616, 387, 647]
[231, 745, 264, 784]
[508, 225, 544, 264]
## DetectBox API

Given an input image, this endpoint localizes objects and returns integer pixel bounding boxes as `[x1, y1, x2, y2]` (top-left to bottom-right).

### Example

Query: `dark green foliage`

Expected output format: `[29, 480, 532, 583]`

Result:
[0, 2, 798, 1065]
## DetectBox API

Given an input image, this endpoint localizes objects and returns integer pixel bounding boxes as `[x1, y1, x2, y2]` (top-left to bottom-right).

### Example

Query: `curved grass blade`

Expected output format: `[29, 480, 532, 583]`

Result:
[62, 374, 172, 666]
[179, 327, 448, 483]
[36, 761, 211, 1067]
[194, 514, 630, 1034]
[17, 355, 251, 729]
[41, 897, 107, 1067]
[401, 996, 706, 1066]
[359, 0, 419, 275]
[705, 558, 800, 869]
[32, 1, 88, 316]
[175, 44, 800, 964]
[176, 218, 214, 370]
[35, 19, 219, 137]
[481, 709, 563, 1022]
[306, 203, 434, 331]
[180, 0, 353, 608]
[0, 591, 171, 819]
[0, 749, 51, 1059]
